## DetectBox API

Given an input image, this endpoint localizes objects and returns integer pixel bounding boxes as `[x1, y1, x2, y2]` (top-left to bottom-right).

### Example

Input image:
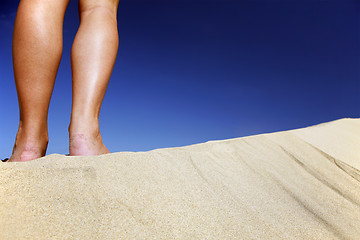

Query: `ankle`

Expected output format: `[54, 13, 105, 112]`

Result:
[15, 124, 49, 146]
[68, 130, 108, 156]
[68, 119, 100, 138]
[11, 145, 46, 162]
[11, 126, 48, 162]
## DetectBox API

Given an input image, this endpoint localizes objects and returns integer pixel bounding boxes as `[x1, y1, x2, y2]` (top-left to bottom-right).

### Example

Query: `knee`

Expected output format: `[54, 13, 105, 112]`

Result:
[79, 0, 119, 17]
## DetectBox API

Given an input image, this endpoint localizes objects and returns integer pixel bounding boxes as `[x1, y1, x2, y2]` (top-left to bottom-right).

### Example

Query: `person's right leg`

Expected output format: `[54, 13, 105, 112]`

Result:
[10, 0, 70, 162]
[69, 0, 119, 156]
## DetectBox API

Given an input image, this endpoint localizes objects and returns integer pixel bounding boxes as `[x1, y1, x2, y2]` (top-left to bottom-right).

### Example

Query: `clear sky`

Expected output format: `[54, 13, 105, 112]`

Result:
[0, 0, 359, 158]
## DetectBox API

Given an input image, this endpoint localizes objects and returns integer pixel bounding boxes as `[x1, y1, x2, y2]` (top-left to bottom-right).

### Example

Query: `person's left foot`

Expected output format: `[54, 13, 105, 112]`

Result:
[8, 126, 48, 162]
[9, 145, 46, 162]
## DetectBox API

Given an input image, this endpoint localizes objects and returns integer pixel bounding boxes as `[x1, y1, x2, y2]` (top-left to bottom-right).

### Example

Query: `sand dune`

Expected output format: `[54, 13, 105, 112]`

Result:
[1, 118, 359, 239]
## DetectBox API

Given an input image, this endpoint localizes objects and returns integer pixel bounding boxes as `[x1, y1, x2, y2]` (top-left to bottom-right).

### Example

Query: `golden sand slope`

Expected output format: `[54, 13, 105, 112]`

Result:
[1, 118, 359, 239]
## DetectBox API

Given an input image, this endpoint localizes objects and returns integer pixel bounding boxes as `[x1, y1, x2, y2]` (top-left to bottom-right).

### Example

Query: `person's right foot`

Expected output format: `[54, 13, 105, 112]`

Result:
[69, 132, 109, 156]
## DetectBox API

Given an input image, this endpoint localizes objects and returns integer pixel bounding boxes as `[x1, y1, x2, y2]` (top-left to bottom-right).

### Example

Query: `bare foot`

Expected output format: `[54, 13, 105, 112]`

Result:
[9, 128, 48, 162]
[69, 132, 109, 156]
[9, 145, 45, 162]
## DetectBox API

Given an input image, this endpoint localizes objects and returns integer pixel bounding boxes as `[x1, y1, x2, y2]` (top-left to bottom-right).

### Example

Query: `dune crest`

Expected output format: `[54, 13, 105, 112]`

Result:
[1, 118, 359, 239]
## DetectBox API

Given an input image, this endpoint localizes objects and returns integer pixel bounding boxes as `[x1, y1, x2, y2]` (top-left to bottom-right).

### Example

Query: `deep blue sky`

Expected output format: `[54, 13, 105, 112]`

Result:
[0, 0, 359, 157]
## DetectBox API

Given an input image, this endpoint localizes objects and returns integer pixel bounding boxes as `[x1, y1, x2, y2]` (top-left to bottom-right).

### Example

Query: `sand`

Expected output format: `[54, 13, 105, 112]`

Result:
[1, 118, 359, 239]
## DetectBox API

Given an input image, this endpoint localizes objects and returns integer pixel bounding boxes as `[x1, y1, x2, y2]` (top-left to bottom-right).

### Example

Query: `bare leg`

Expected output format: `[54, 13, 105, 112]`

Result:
[69, 0, 119, 156]
[9, 0, 70, 162]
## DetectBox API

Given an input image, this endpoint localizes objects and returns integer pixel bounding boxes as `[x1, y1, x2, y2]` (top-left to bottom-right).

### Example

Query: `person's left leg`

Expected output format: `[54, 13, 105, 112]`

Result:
[9, 0, 70, 162]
